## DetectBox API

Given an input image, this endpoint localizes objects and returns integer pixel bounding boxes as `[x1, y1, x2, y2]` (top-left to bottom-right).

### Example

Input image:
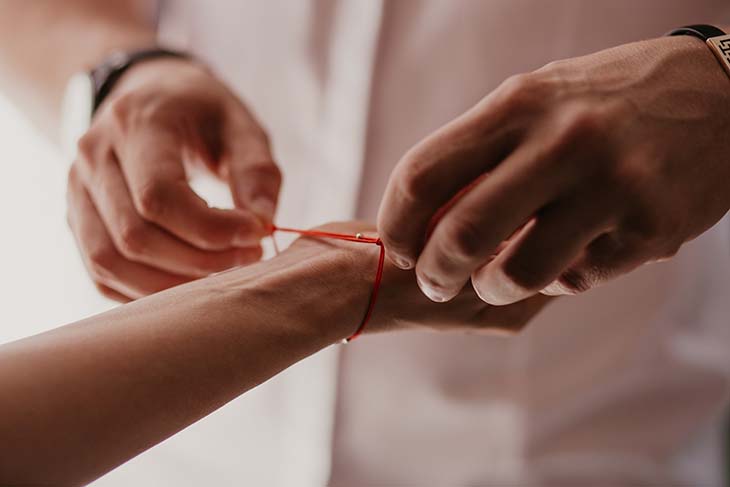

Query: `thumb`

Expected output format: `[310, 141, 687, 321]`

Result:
[224, 129, 282, 225]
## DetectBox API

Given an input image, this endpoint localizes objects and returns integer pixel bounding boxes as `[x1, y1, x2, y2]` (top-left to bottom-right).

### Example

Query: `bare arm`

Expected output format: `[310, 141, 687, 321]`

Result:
[0, 228, 370, 486]
[0, 222, 552, 486]
[0, 0, 156, 137]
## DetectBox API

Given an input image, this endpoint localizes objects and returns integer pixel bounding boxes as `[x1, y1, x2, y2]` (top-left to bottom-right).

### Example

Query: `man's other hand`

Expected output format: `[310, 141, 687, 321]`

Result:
[67, 58, 280, 300]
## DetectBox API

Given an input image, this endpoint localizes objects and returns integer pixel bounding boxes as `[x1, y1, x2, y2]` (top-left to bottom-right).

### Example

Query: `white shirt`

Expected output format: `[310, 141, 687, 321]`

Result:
[95, 1, 730, 485]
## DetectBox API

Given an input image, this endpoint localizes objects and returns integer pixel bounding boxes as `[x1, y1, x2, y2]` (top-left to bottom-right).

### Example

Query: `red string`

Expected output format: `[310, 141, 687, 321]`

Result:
[269, 225, 385, 343]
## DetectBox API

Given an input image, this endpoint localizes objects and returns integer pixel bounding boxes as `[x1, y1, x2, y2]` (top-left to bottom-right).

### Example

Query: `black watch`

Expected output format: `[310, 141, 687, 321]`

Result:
[89, 48, 191, 113]
[61, 48, 190, 158]
[668, 24, 727, 41]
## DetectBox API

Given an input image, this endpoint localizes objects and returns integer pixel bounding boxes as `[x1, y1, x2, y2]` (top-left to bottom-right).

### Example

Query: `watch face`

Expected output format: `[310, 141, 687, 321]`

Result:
[61, 72, 94, 162]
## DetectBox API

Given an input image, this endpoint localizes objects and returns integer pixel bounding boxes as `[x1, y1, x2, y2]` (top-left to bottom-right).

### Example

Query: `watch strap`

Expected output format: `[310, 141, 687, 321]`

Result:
[668, 24, 726, 41]
[90, 48, 191, 113]
[668, 24, 730, 78]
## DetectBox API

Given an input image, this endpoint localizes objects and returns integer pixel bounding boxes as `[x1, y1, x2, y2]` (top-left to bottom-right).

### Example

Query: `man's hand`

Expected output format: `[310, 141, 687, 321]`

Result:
[378, 35, 730, 305]
[67, 58, 280, 301]
[281, 222, 552, 337]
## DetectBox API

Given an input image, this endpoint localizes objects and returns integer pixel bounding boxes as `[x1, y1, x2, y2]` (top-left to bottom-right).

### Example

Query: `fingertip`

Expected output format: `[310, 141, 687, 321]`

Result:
[415, 273, 459, 303]
[388, 251, 415, 270]
[233, 226, 264, 247]
[229, 160, 281, 224]
[377, 213, 420, 271]
[248, 196, 277, 224]
[540, 280, 570, 296]
[471, 266, 529, 306]
[228, 208, 269, 247]
[379, 230, 417, 270]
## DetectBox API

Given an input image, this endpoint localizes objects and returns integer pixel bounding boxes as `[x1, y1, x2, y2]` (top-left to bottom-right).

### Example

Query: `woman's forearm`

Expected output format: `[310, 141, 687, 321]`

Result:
[0, 242, 370, 486]
[0, 222, 551, 485]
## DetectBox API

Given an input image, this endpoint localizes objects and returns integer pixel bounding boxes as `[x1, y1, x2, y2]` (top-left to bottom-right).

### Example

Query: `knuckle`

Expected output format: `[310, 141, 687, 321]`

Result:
[656, 240, 682, 261]
[76, 132, 97, 160]
[442, 216, 486, 261]
[74, 134, 100, 176]
[642, 223, 682, 259]
[393, 153, 436, 207]
[631, 218, 664, 247]
[243, 158, 282, 183]
[501, 258, 543, 291]
[67, 163, 81, 188]
[87, 245, 117, 284]
[93, 282, 111, 297]
[500, 74, 531, 100]
[106, 95, 132, 129]
[136, 97, 177, 128]
[558, 103, 604, 141]
[75, 133, 117, 184]
[621, 202, 678, 252]
[94, 283, 124, 302]
[612, 159, 650, 194]
[541, 104, 610, 174]
[497, 73, 541, 111]
[538, 59, 568, 74]
[134, 180, 169, 220]
[116, 220, 148, 258]
[555, 267, 594, 295]
[593, 159, 650, 213]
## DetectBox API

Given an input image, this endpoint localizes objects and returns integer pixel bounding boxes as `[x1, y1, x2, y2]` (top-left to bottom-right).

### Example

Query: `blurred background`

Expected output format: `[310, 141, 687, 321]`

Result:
[0, 93, 112, 344]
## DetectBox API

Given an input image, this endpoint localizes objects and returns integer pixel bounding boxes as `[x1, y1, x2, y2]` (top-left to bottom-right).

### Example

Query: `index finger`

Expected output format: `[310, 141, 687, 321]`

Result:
[116, 127, 266, 251]
[377, 100, 519, 269]
[223, 123, 282, 225]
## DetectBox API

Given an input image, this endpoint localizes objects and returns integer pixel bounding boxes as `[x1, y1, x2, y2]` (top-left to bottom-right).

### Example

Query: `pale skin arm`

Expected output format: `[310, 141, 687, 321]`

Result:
[0, 223, 552, 486]
[0, 235, 362, 486]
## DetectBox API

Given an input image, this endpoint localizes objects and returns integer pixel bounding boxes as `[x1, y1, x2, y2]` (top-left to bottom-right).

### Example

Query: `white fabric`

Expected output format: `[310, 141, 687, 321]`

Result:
[94, 1, 730, 485]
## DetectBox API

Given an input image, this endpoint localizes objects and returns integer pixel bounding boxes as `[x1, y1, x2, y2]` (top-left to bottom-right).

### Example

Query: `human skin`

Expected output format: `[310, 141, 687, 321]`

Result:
[67, 59, 280, 300]
[0, 1, 280, 299]
[0, 223, 551, 486]
[378, 34, 730, 305]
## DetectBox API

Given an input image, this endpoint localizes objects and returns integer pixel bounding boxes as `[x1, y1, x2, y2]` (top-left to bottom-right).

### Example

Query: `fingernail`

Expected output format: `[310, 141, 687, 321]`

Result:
[472, 268, 525, 306]
[249, 196, 276, 223]
[391, 253, 415, 270]
[416, 274, 454, 303]
[540, 280, 569, 296]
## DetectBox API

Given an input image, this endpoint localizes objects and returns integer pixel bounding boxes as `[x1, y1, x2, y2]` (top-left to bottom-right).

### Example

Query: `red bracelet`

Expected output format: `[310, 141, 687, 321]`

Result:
[269, 225, 386, 343]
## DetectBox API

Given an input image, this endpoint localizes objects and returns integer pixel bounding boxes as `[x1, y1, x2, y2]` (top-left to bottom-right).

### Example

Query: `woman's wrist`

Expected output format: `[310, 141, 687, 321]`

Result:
[206, 240, 376, 347]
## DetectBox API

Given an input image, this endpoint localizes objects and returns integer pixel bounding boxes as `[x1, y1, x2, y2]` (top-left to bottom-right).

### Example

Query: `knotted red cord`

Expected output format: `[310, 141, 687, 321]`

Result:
[269, 225, 385, 343]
